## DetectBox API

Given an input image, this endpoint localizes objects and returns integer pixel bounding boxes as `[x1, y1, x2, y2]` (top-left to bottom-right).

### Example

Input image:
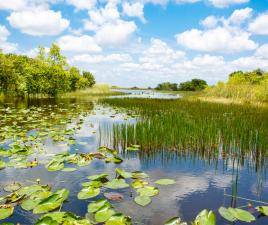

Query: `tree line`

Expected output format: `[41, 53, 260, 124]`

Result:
[0, 44, 95, 97]
[155, 79, 207, 91]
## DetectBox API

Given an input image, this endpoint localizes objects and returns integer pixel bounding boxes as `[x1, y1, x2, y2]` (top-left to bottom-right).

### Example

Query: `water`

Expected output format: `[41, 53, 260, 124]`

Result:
[0, 95, 267, 225]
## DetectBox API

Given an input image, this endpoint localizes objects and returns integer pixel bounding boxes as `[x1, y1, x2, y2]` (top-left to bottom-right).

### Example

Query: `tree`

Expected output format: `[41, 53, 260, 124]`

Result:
[155, 82, 178, 91]
[48, 43, 67, 67]
[83, 71, 96, 87]
[178, 79, 207, 91]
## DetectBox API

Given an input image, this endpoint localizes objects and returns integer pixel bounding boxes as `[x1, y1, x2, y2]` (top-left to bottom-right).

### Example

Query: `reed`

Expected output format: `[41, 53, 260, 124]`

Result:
[101, 98, 268, 167]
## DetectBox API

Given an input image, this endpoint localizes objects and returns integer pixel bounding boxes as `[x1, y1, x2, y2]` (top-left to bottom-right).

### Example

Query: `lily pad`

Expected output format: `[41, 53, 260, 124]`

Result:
[131, 171, 149, 179]
[104, 179, 129, 189]
[164, 217, 187, 225]
[228, 208, 255, 223]
[132, 180, 148, 189]
[35, 216, 58, 225]
[4, 183, 22, 192]
[256, 206, 268, 216]
[218, 207, 236, 222]
[105, 213, 132, 225]
[134, 195, 151, 207]
[115, 168, 132, 179]
[88, 199, 111, 213]
[78, 187, 100, 200]
[137, 186, 159, 197]
[88, 173, 108, 181]
[0, 206, 14, 220]
[95, 206, 115, 223]
[155, 179, 176, 185]
[194, 209, 216, 225]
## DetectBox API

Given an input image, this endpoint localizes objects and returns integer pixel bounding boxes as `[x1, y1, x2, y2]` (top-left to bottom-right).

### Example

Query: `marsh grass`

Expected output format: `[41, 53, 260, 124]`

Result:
[61, 84, 124, 98]
[101, 98, 268, 166]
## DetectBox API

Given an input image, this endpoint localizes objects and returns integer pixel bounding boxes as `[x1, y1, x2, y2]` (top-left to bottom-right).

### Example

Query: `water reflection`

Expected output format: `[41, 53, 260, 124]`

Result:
[0, 97, 267, 225]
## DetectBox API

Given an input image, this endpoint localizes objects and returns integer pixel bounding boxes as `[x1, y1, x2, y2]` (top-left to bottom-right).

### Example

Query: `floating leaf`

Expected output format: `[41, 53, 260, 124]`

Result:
[218, 207, 236, 222]
[137, 186, 159, 197]
[256, 206, 268, 216]
[62, 167, 77, 172]
[228, 208, 255, 223]
[0, 206, 14, 220]
[155, 179, 176, 185]
[131, 171, 148, 179]
[115, 168, 132, 179]
[88, 199, 111, 213]
[194, 209, 216, 225]
[4, 183, 22, 192]
[95, 206, 115, 223]
[164, 217, 187, 225]
[88, 173, 108, 181]
[105, 213, 132, 225]
[104, 179, 129, 189]
[134, 195, 151, 207]
[132, 180, 148, 189]
[35, 216, 58, 225]
[78, 187, 100, 200]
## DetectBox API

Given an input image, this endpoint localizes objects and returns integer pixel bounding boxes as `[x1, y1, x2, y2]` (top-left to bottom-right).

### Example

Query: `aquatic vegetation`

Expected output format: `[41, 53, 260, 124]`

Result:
[102, 98, 268, 167]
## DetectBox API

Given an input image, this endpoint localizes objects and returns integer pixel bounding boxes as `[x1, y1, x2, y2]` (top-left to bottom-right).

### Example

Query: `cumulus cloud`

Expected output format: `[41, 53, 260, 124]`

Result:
[66, 0, 96, 10]
[0, 0, 27, 11]
[200, 16, 219, 28]
[123, 2, 146, 23]
[207, 0, 249, 8]
[248, 13, 268, 35]
[7, 9, 69, 36]
[0, 25, 17, 52]
[57, 35, 102, 53]
[228, 7, 253, 25]
[255, 44, 268, 59]
[72, 53, 132, 64]
[175, 26, 257, 53]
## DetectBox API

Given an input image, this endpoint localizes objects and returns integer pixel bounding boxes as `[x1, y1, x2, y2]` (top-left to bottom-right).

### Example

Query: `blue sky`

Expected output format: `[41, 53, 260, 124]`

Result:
[0, 0, 268, 87]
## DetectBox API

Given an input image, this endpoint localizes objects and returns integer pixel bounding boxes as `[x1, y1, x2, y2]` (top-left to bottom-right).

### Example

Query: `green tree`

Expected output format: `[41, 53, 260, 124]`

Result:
[155, 82, 178, 91]
[83, 71, 96, 87]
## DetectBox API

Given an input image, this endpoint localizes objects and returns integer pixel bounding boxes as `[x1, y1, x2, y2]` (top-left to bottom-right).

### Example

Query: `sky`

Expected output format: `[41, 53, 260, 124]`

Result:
[0, 0, 268, 87]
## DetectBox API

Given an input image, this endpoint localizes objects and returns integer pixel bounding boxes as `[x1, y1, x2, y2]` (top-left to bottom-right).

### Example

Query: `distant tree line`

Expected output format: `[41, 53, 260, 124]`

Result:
[155, 79, 207, 91]
[0, 44, 95, 97]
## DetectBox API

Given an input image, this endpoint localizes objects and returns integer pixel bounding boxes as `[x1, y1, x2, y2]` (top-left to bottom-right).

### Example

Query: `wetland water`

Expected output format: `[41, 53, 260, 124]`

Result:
[0, 94, 267, 225]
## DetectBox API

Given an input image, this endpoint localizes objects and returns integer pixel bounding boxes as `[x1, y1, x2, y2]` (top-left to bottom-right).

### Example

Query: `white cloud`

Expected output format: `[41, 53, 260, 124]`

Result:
[94, 20, 137, 47]
[228, 7, 253, 25]
[0, 0, 27, 11]
[57, 35, 102, 53]
[208, 0, 249, 8]
[7, 9, 69, 36]
[123, 2, 146, 23]
[140, 38, 185, 64]
[248, 13, 268, 35]
[73, 53, 132, 64]
[255, 44, 268, 59]
[66, 0, 96, 10]
[0, 25, 17, 52]
[231, 56, 268, 71]
[175, 26, 257, 53]
[201, 16, 219, 28]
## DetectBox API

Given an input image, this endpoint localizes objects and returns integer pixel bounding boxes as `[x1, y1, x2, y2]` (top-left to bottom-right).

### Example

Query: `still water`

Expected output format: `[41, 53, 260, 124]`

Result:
[0, 95, 267, 225]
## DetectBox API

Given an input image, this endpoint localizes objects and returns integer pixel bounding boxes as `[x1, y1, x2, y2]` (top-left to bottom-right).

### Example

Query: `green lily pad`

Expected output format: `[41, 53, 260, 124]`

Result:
[95, 206, 115, 223]
[194, 209, 216, 225]
[228, 208, 255, 223]
[134, 195, 151, 207]
[164, 217, 187, 225]
[4, 183, 22, 192]
[77, 187, 100, 200]
[88, 199, 111, 213]
[105, 213, 132, 225]
[21, 191, 52, 211]
[62, 167, 77, 172]
[218, 207, 236, 222]
[155, 179, 176, 185]
[0, 206, 14, 220]
[104, 179, 129, 189]
[88, 173, 108, 181]
[131, 171, 149, 179]
[256, 206, 268, 216]
[35, 216, 58, 225]
[115, 168, 132, 179]
[137, 186, 159, 197]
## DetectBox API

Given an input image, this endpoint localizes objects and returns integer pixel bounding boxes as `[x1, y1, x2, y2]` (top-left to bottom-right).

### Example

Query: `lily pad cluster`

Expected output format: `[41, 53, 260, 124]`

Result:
[0, 182, 69, 220]
[46, 147, 123, 172]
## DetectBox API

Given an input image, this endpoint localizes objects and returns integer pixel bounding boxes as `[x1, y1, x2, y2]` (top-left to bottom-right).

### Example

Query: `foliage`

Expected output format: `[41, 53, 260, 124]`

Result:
[205, 69, 268, 103]
[155, 82, 178, 91]
[178, 79, 207, 91]
[0, 44, 95, 97]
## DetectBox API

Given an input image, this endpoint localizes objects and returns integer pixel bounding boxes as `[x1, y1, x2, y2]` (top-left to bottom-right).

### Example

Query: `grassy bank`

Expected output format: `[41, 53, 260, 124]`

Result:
[60, 84, 124, 98]
[101, 98, 268, 167]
